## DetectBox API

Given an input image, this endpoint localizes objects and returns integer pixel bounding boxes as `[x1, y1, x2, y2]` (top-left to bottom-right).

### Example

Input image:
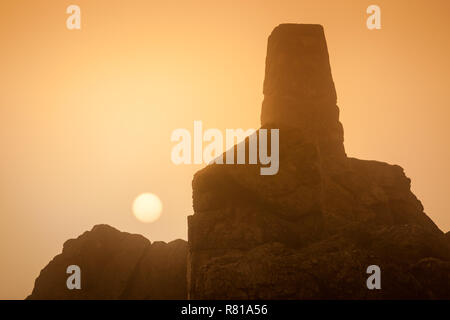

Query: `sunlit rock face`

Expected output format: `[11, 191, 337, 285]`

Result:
[27, 225, 188, 300]
[188, 24, 450, 299]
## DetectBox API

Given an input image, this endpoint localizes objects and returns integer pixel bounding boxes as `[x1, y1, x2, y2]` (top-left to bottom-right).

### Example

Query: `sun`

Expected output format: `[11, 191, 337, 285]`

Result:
[132, 193, 163, 223]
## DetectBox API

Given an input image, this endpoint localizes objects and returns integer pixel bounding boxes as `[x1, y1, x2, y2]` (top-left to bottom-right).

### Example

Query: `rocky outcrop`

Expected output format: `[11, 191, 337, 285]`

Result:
[27, 225, 187, 300]
[187, 24, 450, 299]
[27, 24, 449, 300]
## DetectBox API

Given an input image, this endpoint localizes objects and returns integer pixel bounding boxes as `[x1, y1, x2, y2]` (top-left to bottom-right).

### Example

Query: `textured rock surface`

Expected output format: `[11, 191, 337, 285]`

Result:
[27, 225, 187, 300]
[188, 24, 450, 299]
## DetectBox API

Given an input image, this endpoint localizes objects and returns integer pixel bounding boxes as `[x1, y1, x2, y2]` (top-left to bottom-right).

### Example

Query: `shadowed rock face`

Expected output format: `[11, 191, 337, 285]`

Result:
[27, 24, 449, 300]
[261, 24, 344, 162]
[27, 225, 187, 300]
[188, 24, 450, 299]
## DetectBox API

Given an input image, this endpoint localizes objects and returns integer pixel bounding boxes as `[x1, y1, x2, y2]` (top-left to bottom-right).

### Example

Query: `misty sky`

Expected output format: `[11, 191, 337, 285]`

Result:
[1, 0, 449, 299]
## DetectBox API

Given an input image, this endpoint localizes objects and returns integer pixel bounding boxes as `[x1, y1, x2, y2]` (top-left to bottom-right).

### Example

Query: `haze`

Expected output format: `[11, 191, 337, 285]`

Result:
[1, 0, 449, 299]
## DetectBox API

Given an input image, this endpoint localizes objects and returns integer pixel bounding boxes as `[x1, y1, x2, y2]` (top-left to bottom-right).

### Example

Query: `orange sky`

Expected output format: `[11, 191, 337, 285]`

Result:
[1, 0, 449, 299]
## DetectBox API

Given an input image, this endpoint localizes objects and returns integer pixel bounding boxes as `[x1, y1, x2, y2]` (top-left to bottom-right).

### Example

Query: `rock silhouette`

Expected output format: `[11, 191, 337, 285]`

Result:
[28, 24, 449, 300]
[187, 24, 450, 299]
[27, 225, 187, 299]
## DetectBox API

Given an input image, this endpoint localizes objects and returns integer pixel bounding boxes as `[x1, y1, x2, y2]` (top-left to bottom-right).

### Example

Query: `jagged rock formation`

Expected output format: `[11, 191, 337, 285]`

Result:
[28, 24, 448, 300]
[188, 24, 450, 299]
[27, 225, 187, 300]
